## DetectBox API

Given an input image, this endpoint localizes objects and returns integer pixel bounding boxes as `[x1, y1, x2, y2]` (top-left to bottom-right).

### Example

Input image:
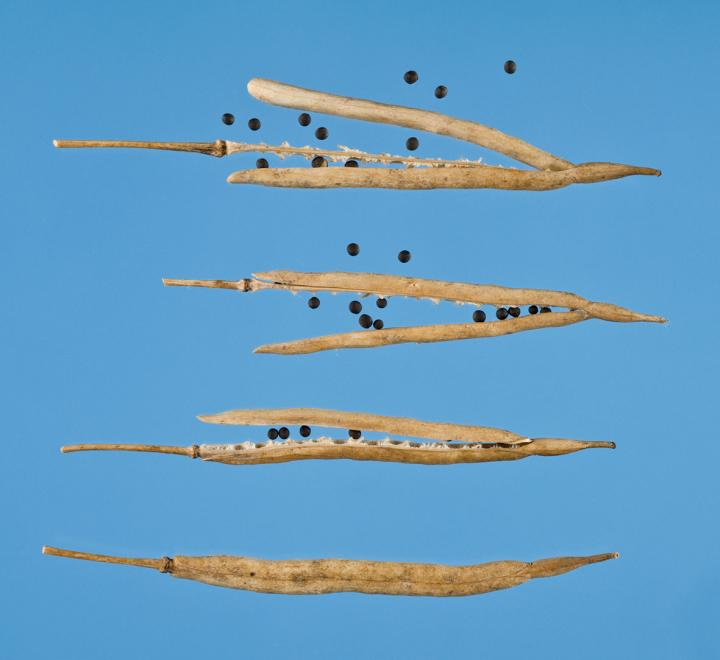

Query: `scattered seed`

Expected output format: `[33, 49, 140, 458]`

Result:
[376, 298, 388, 309]
[406, 137, 419, 151]
[349, 429, 362, 439]
[403, 70, 419, 84]
[398, 250, 411, 263]
[267, 428, 279, 440]
[473, 309, 486, 322]
[529, 305, 539, 315]
[315, 127, 328, 140]
[359, 314, 373, 328]
[248, 117, 261, 130]
[299, 425, 311, 437]
[496, 308, 509, 320]
[344, 159, 359, 167]
[504, 60, 517, 74]
[298, 113, 311, 126]
[349, 300, 362, 314]
[346, 242, 360, 256]
[308, 296, 320, 309]
[508, 306, 521, 318]
[373, 319, 384, 330]
[434, 85, 448, 99]
[311, 155, 327, 168]
[221, 113, 235, 125]
[540, 306, 552, 313]
[256, 158, 269, 169]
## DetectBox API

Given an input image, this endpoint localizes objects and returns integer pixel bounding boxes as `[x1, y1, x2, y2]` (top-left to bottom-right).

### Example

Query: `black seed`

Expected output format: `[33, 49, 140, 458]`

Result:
[298, 112, 311, 126]
[349, 429, 362, 439]
[504, 60, 517, 74]
[359, 314, 373, 329]
[434, 85, 448, 99]
[344, 159, 359, 167]
[406, 137, 419, 151]
[403, 70, 419, 84]
[221, 113, 235, 125]
[528, 305, 539, 315]
[349, 300, 362, 314]
[248, 117, 261, 130]
[473, 309, 486, 323]
[496, 307, 509, 320]
[373, 319, 384, 330]
[346, 242, 360, 256]
[540, 306, 552, 313]
[256, 158, 269, 169]
[308, 296, 320, 309]
[267, 428, 278, 440]
[315, 127, 328, 140]
[508, 306, 521, 318]
[278, 427, 290, 440]
[398, 250, 411, 263]
[376, 298, 387, 309]
[311, 155, 327, 168]
[299, 425, 311, 438]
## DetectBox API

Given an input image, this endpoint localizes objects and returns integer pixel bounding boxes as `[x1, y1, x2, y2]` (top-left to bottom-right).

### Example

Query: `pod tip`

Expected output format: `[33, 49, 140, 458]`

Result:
[60, 445, 68, 453]
[611, 552, 620, 559]
[52, 139, 59, 148]
[42, 545, 50, 555]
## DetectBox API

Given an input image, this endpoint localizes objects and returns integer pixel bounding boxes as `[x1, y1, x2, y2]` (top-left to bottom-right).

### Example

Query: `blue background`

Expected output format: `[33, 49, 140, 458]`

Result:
[2, 1, 718, 657]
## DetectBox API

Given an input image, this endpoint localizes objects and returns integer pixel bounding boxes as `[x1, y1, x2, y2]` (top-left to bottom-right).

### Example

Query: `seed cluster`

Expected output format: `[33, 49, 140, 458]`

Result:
[264, 426, 369, 442]
[471, 305, 553, 322]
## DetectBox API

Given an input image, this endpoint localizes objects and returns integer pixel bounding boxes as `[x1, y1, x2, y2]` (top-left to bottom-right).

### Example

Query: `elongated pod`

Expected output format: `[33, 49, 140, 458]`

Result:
[43, 546, 619, 597]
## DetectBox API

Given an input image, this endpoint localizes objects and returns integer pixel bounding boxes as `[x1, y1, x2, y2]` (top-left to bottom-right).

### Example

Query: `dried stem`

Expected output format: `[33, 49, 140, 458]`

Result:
[247, 77, 573, 171]
[53, 139, 227, 157]
[43, 545, 619, 596]
[61, 443, 195, 457]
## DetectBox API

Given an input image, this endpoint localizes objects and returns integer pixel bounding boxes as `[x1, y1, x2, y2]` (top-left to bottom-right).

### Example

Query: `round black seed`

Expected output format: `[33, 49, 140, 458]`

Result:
[504, 60, 517, 74]
[403, 70, 419, 84]
[406, 137, 419, 151]
[508, 306, 521, 318]
[349, 300, 362, 314]
[359, 314, 373, 329]
[496, 307, 509, 320]
[540, 306, 552, 313]
[298, 112, 311, 126]
[434, 85, 448, 99]
[473, 309, 486, 323]
[349, 429, 362, 439]
[344, 159, 359, 167]
[255, 158, 269, 169]
[267, 428, 279, 440]
[315, 127, 328, 140]
[278, 427, 290, 440]
[373, 319, 384, 330]
[299, 425, 311, 438]
[311, 155, 327, 168]
[376, 298, 387, 309]
[346, 242, 360, 256]
[528, 305, 539, 315]
[398, 250, 411, 263]
[248, 117, 261, 130]
[308, 296, 320, 309]
[221, 113, 235, 125]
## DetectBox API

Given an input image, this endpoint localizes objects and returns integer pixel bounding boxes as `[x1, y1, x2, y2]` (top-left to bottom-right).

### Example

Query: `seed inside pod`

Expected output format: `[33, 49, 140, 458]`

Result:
[434, 85, 448, 99]
[540, 306, 552, 313]
[248, 117, 261, 130]
[406, 137, 419, 151]
[359, 314, 373, 328]
[256, 158, 269, 169]
[298, 113, 311, 126]
[344, 159, 359, 167]
[529, 305, 539, 315]
[373, 319, 384, 330]
[308, 296, 320, 309]
[398, 250, 411, 263]
[349, 429, 362, 439]
[403, 70, 419, 84]
[346, 243, 360, 256]
[311, 155, 327, 168]
[376, 298, 388, 309]
[299, 425, 311, 437]
[504, 60, 517, 74]
[508, 306, 521, 318]
[472, 309, 486, 322]
[267, 428, 279, 440]
[496, 308, 509, 320]
[278, 427, 290, 440]
[349, 300, 362, 314]
[221, 113, 235, 125]
[315, 127, 328, 140]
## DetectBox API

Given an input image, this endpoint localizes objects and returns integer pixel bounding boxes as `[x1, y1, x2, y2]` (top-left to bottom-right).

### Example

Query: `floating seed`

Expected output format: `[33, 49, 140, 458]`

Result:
[529, 305, 539, 315]
[298, 113, 311, 126]
[473, 309, 486, 322]
[248, 117, 261, 130]
[315, 127, 328, 140]
[299, 425, 311, 438]
[373, 319, 384, 330]
[406, 137, 419, 151]
[434, 85, 448, 99]
[398, 250, 411, 263]
[278, 427, 290, 440]
[508, 306, 521, 318]
[540, 306, 552, 313]
[376, 298, 388, 309]
[403, 70, 419, 84]
[359, 314, 373, 329]
[256, 158, 269, 168]
[267, 428, 279, 440]
[344, 159, 359, 167]
[346, 242, 360, 256]
[349, 429, 362, 439]
[496, 307, 509, 320]
[311, 155, 327, 168]
[349, 300, 362, 314]
[221, 113, 235, 125]
[504, 60, 517, 74]
[308, 296, 320, 309]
